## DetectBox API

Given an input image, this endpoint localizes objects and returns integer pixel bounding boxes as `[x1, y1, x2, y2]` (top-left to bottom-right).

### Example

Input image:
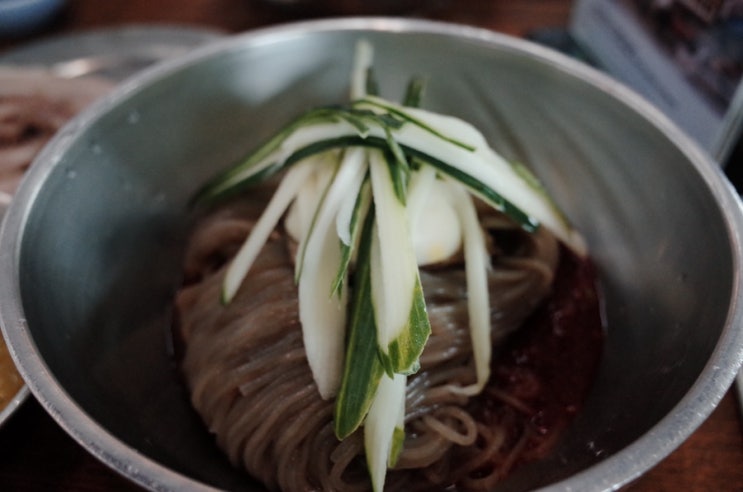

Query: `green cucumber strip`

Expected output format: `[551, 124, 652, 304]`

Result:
[405, 164, 437, 230]
[201, 96, 584, 263]
[297, 220, 349, 399]
[382, 130, 409, 205]
[365, 68, 379, 97]
[364, 372, 407, 492]
[192, 108, 345, 204]
[388, 380, 407, 467]
[214, 126, 545, 236]
[352, 100, 582, 252]
[388, 426, 405, 468]
[294, 155, 341, 283]
[402, 75, 426, 108]
[334, 111, 371, 136]
[351, 39, 374, 100]
[334, 206, 383, 439]
[332, 173, 371, 297]
[369, 151, 430, 376]
[202, 98, 585, 300]
[193, 109, 397, 204]
[278, 134, 541, 235]
[221, 161, 315, 303]
[380, 278, 427, 376]
[354, 96, 477, 152]
[335, 152, 369, 246]
[208, 128, 545, 239]
[401, 145, 539, 232]
[446, 181, 492, 394]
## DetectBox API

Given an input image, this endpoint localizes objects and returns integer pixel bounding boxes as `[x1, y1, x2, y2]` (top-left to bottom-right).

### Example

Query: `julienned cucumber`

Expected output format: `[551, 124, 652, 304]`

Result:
[192, 40, 586, 492]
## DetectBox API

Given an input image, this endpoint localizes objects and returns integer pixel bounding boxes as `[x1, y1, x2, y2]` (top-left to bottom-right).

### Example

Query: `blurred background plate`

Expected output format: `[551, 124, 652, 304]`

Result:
[0, 24, 225, 80]
[0, 23, 223, 431]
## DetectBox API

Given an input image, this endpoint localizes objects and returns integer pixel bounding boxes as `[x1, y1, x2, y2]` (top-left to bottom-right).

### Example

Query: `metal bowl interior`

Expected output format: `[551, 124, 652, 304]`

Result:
[1, 18, 742, 492]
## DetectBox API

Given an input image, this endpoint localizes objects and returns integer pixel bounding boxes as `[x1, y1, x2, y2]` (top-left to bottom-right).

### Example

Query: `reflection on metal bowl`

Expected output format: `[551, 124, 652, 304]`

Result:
[1, 18, 742, 492]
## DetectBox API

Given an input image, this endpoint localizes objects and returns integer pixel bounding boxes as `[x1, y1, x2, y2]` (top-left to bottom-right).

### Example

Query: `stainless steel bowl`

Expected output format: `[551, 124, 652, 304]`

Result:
[1, 18, 742, 492]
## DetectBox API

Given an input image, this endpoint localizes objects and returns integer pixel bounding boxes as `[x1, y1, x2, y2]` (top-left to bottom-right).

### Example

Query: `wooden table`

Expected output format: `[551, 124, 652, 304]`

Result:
[1, 1, 742, 490]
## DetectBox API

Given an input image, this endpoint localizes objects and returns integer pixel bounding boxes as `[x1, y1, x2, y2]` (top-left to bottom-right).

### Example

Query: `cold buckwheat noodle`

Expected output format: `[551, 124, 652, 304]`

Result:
[175, 41, 603, 491]
[174, 185, 601, 491]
